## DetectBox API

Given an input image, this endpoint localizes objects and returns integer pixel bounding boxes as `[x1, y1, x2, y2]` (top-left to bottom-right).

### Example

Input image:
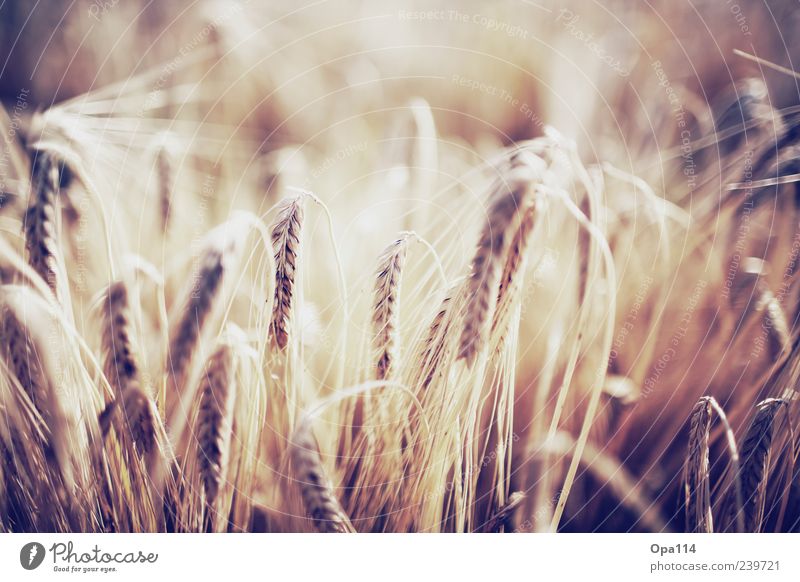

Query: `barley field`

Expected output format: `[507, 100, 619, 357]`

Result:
[1, 0, 799, 533]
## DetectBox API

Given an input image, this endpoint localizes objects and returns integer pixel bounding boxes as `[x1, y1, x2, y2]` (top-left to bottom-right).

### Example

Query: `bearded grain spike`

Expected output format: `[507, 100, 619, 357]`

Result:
[373, 235, 410, 380]
[731, 398, 786, 532]
[101, 281, 159, 455]
[196, 343, 237, 506]
[24, 150, 63, 300]
[168, 247, 226, 391]
[496, 203, 536, 306]
[270, 196, 304, 350]
[684, 397, 713, 533]
[458, 170, 534, 366]
[0, 287, 76, 488]
[0, 304, 48, 413]
[121, 388, 157, 455]
[290, 417, 354, 533]
[491, 201, 536, 341]
[419, 284, 458, 390]
[101, 281, 139, 397]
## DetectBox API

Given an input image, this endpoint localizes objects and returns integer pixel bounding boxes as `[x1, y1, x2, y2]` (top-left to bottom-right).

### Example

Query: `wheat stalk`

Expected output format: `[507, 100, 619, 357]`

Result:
[167, 246, 226, 394]
[101, 280, 160, 456]
[458, 168, 535, 366]
[121, 387, 158, 455]
[0, 303, 48, 412]
[102, 281, 140, 396]
[23, 149, 64, 301]
[196, 342, 237, 507]
[373, 234, 410, 380]
[270, 195, 304, 350]
[685, 397, 713, 532]
[0, 286, 77, 491]
[417, 281, 461, 391]
[730, 398, 787, 532]
[289, 416, 354, 533]
[490, 200, 536, 346]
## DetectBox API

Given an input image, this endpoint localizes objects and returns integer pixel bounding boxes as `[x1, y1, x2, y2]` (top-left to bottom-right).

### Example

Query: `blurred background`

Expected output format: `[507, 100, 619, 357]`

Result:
[2, 0, 799, 164]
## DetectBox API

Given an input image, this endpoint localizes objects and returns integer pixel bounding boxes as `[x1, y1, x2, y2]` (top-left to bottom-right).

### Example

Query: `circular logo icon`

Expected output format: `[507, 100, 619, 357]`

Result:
[20, 542, 46, 570]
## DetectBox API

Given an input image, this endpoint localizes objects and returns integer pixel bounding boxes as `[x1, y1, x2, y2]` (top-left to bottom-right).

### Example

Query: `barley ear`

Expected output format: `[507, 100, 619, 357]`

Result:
[196, 342, 237, 507]
[289, 416, 354, 533]
[458, 169, 534, 366]
[373, 234, 410, 380]
[684, 397, 713, 532]
[102, 281, 140, 396]
[270, 195, 304, 350]
[24, 149, 65, 301]
[730, 398, 787, 532]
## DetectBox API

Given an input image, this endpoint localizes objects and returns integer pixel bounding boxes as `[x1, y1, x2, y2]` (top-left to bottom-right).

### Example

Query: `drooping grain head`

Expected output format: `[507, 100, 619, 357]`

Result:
[685, 397, 713, 533]
[167, 246, 226, 392]
[730, 398, 786, 532]
[373, 234, 410, 380]
[196, 342, 237, 506]
[490, 201, 536, 345]
[289, 417, 354, 533]
[458, 168, 536, 366]
[270, 195, 304, 350]
[417, 281, 461, 391]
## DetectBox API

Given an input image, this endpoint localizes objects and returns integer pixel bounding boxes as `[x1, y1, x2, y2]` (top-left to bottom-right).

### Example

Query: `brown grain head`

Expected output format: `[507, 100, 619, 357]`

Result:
[270, 195, 304, 350]
[457, 167, 536, 366]
[289, 416, 355, 533]
[685, 397, 713, 533]
[196, 342, 237, 506]
[101, 281, 140, 397]
[731, 398, 787, 532]
[373, 234, 410, 380]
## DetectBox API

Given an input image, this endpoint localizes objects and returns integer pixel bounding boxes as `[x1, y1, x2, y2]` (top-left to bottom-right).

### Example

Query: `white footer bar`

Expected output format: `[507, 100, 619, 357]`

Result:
[1, 533, 797, 581]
